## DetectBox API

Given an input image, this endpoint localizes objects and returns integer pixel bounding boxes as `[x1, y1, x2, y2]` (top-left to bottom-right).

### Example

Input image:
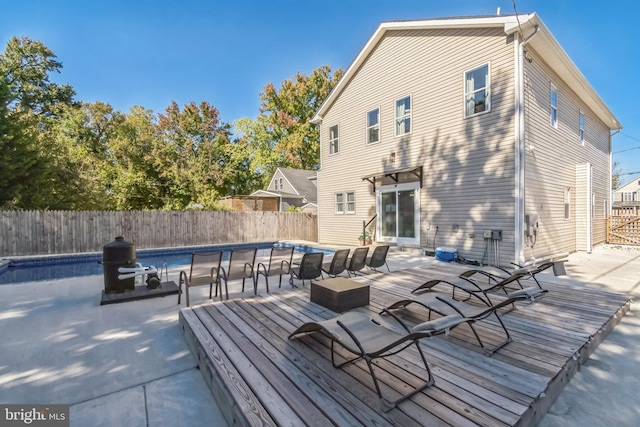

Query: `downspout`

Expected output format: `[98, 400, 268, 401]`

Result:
[609, 129, 621, 209]
[514, 25, 540, 265]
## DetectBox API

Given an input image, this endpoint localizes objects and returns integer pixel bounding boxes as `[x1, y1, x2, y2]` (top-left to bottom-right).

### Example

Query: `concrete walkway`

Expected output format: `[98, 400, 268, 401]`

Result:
[0, 246, 636, 426]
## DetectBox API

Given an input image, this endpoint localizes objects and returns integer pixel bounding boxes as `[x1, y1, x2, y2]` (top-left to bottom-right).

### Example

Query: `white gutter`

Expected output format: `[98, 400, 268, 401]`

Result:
[514, 24, 540, 265]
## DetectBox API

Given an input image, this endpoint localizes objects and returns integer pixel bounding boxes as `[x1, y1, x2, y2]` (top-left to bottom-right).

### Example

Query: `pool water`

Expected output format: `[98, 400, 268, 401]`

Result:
[0, 242, 333, 285]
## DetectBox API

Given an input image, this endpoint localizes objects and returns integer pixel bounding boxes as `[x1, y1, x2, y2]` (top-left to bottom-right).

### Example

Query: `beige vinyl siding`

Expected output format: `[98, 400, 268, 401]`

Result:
[318, 27, 517, 262]
[522, 47, 610, 258]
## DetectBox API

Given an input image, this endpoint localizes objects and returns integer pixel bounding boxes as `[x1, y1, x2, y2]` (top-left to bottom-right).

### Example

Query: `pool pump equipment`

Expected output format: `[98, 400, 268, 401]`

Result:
[101, 236, 160, 293]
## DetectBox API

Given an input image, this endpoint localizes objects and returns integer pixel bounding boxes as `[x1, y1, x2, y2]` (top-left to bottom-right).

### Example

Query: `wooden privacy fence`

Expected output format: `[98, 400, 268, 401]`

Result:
[0, 211, 318, 257]
[607, 213, 640, 245]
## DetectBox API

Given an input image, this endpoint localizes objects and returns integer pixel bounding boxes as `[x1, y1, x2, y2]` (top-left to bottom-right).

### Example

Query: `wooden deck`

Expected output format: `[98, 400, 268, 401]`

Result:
[179, 263, 631, 427]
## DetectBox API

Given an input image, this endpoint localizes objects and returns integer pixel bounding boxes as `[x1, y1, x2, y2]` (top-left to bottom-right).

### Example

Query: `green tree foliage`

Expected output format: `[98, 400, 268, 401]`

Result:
[0, 36, 78, 209]
[242, 65, 343, 183]
[0, 36, 341, 211]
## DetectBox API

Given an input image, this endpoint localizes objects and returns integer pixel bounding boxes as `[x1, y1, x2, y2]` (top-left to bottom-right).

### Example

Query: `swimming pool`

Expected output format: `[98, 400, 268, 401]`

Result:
[0, 242, 334, 285]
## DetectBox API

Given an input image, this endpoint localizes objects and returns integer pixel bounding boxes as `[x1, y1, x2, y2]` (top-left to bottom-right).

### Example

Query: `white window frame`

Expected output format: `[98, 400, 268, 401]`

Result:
[579, 112, 585, 145]
[329, 124, 339, 155]
[395, 95, 411, 137]
[550, 84, 558, 128]
[604, 200, 608, 218]
[564, 187, 571, 220]
[335, 193, 344, 214]
[366, 108, 380, 144]
[279, 178, 283, 190]
[346, 192, 355, 214]
[274, 179, 279, 191]
[464, 62, 491, 118]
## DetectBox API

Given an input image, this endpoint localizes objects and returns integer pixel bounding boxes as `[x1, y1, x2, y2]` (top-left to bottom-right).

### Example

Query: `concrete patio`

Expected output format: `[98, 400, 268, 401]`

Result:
[0, 245, 637, 426]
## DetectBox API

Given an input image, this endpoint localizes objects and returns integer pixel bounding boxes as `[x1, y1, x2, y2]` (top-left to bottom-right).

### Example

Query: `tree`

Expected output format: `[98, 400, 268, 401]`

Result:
[243, 65, 343, 179]
[612, 161, 622, 190]
[0, 75, 41, 208]
[0, 36, 75, 116]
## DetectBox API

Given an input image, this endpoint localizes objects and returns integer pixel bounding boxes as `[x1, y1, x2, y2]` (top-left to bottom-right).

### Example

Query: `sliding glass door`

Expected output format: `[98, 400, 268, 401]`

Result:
[377, 182, 420, 246]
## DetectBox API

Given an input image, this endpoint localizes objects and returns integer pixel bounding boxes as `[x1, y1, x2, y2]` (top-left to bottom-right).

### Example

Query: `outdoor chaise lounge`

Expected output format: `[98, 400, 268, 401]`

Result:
[385, 287, 548, 355]
[459, 260, 562, 290]
[412, 270, 532, 306]
[255, 246, 294, 292]
[219, 247, 257, 298]
[289, 252, 324, 287]
[288, 309, 466, 412]
[346, 247, 369, 276]
[178, 251, 223, 307]
[366, 245, 391, 273]
[321, 248, 350, 278]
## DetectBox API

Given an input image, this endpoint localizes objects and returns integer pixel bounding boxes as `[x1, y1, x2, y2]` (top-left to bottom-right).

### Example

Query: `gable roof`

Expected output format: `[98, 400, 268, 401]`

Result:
[275, 168, 318, 203]
[311, 13, 620, 131]
[614, 175, 640, 193]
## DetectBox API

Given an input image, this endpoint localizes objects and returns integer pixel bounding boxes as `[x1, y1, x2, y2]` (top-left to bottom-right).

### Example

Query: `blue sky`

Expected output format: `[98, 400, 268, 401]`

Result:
[1, 0, 639, 182]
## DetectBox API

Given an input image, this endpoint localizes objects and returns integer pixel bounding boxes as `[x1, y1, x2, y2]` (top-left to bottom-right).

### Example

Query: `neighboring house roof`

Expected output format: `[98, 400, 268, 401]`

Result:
[311, 13, 621, 131]
[614, 175, 640, 193]
[250, 189, 305, 199]
[274, 168, 318, 204]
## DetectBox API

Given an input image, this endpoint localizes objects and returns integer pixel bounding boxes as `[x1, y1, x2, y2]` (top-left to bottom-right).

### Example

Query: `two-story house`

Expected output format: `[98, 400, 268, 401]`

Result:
[251, 168, 318, 212]
[311, 13, 621, 265]
[613, 175, 640, 207]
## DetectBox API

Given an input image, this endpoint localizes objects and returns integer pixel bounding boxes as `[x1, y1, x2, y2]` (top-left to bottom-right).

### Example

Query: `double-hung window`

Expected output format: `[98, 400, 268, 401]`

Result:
[464, 63, 490, 117]
[579, 112, 585, 145]
[366, 108, 380, 144]
[395, 96, 411, 136]
[550, 85, 558, 128]
[329, 124, 339, 154]
[335, 193, 344, 214]
[346, 192, 355, 214]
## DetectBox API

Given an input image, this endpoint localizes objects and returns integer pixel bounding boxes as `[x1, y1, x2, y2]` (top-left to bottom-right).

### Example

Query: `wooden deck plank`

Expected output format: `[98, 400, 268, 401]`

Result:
[180, 266, 632, 427]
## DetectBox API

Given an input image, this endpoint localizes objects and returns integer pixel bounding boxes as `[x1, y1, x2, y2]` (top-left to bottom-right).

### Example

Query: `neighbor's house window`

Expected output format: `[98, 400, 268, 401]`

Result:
[564, 187, 571, 219]
[274, 179, 279, 190]
[279, 178, 283, 189]
[367, 108, 380, 144]
[579, 112, 585, 145]
[329, 124, 339, 154]
[346, 192, 355, 214]
[464, 63, 490, 117]
[550, 85, 558, 128]
[395, 95, 411, 136]
[335, 193, 344, 214]
[623, 192, 635, 202]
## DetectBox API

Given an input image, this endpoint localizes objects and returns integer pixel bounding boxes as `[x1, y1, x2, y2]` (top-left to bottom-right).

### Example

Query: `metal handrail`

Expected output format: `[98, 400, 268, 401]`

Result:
[362, 214, 377, 242]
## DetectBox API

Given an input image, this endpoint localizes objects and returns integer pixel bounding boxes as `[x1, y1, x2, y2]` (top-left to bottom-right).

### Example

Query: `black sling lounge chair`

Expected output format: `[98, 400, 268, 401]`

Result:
[346, 247, 369, 276]
[289, 252, 324, 287]
[288, 309, 466, 412]
[366, 245, 391, 273]
[385, 287, 548, 355]
[459, 260, 561, 290]
[321, 248, 350, 278]
[255, 246, 294, 292]
[412, 271, 532, 306]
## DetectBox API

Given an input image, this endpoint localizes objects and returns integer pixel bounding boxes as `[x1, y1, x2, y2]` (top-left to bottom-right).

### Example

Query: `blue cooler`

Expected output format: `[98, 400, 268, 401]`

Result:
[435, 247, 457, 262]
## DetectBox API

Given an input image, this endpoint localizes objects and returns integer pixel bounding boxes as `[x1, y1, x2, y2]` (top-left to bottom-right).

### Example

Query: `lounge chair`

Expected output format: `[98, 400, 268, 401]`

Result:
[412, 270, 531, 306]
[219, 247, 257, 299]
[366, 245, 390, 273]
[385, 287, 547, 355]
[289, 252, 324, 287]
[346, 247, 369, 276]
[255, 246, 294, 292]
[288, 309, 465, 412]
[177, 251, 223, 307]
[321, 249, 350, 278]
[459, 261, 558, 290]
